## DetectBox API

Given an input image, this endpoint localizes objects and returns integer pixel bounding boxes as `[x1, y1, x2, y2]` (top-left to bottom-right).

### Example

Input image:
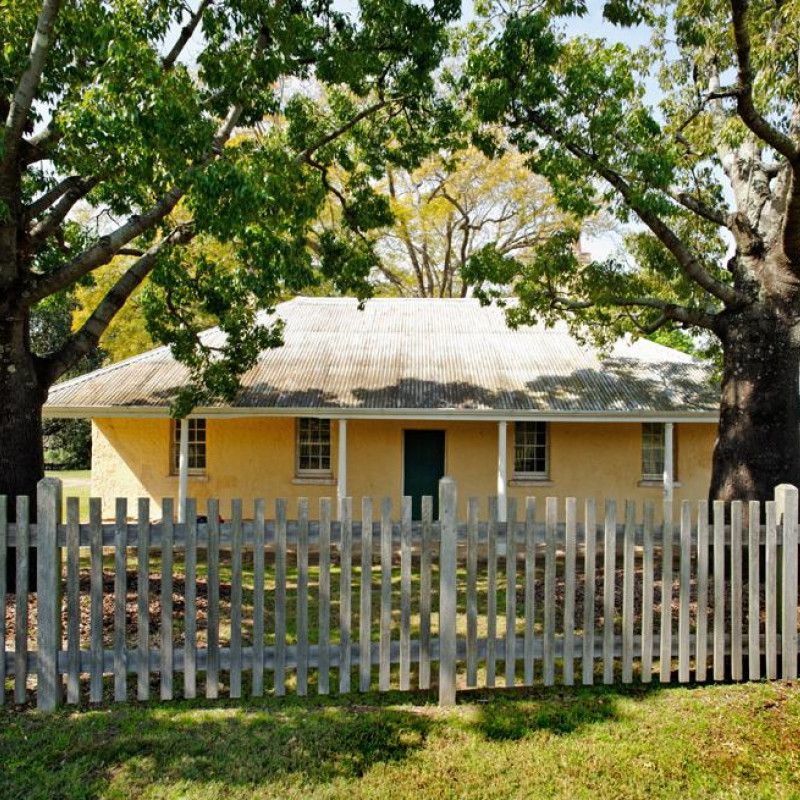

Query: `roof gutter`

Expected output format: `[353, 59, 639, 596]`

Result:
[42, 405, 720, 423]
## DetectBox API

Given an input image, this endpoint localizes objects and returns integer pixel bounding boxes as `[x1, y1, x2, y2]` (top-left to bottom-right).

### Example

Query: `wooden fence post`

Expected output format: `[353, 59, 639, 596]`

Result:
[36, 477, 62, 712]
[775, 484, 798, 679]
[438, 477, 458, 706]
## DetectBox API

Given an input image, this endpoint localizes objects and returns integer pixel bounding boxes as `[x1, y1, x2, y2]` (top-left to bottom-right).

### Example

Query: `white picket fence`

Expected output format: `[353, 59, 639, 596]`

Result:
[2, 477, 799, 712]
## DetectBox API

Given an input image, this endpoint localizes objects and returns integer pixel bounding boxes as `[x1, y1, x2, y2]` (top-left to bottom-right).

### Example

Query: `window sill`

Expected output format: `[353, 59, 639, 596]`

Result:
[293, 476, 336, 486]
[638, 480, 682, 488]
[509, 477, 553, 487]
[168, 474, 209, 482]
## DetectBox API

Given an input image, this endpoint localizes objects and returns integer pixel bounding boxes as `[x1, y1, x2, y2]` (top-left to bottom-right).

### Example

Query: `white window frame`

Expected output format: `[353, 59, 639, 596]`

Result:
[513, 421, 549, 479]
[296, 417, 333, 477]
[641, 422, 673, 482]
[170, 418, 207, 475]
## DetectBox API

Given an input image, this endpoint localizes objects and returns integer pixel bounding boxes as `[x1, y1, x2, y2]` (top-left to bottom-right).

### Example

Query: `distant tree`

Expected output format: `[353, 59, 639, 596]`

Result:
[359, 147, 574, 297]
[466, 0, 800, 502]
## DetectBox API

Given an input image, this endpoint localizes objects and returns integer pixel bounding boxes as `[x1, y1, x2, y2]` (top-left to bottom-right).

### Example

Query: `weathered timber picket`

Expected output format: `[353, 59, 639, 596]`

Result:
[2, 478, 800, 712]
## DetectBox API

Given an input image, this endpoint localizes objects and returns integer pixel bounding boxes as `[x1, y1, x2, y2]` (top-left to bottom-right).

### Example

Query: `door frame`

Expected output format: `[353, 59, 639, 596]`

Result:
[400, 428, 447, 499]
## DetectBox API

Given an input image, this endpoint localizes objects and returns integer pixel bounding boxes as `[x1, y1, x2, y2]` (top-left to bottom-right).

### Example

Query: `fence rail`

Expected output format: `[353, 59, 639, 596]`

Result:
[2, 477, 799, 712]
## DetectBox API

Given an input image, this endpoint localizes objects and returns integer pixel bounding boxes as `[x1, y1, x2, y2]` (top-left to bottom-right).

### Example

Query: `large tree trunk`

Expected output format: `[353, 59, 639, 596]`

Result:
[1, 313, 47, 591]
[710, 309, 800, 503]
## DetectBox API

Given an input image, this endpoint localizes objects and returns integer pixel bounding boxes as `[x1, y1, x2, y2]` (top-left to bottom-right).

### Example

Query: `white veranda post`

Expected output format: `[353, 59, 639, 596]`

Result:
[663, 422, 674, 504]
[497, 420, 508, 523]
[178, 417, 189, 524]
[337, 418, 347, 519]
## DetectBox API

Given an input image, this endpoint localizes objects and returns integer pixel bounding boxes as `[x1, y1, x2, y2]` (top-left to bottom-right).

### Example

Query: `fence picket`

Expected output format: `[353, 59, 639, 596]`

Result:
[400, 496, 412, 691]
[274, 498, 287, 696]
[603, 499, 616, 685]
[89, 498, 103, 703]
[766, 501, 777, 679]
[678, 500, 692, 684]
[160, 498, 173, 701]
[564, 497, 577, 686]
[419, 495, 432, 690]
[641, 502, 655, 683]
[544, 497, 557, 686]
[487, 496, 498, 688]
[622, 500, 635, 684]
[296, 498, 308, 697]
[339, 497, 353, 694]
[252, 499, 266, 697]
[713, 500, 725, 681]
[696, 501, 709, 683]
[206, 499, 221, 699]
[748, 501, 761, 681]
[0, 496, 5, 706]
[438, 478, 458, 706]
[379, 497, 392, 692]
[184, 498, 197, 699]
[781, 486, 799, 680]
[114, 498, 128, 702]
[466, 497, 479, 688]
[730, 500, 743, 681]
[137, 499, 151, 701]
[319, 497, 332, 695]
[660, 500, 674, 683]
[66, 497, 81, 704]
[505, 497, 518, 687]
[358, 497, 370, 693]
[583, 499, 597, 686]
[524, 497, 536, 686]
[230, 499, 243, 699]
[14, 496, 29, 705]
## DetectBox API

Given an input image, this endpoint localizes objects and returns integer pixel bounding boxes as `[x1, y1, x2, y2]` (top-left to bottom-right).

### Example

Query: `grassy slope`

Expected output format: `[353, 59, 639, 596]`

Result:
[1, 681, 799, 800]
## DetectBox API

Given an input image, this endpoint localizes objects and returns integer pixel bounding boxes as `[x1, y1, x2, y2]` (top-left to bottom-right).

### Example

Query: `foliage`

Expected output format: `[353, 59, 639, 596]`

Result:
[2, 0, 462, 417]
[366, 146, 577, 297]
[462, 0, 800, 344]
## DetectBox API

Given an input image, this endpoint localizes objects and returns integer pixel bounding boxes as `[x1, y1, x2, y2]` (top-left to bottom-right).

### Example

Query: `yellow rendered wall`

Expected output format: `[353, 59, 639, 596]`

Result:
[91, 416, 717, 520]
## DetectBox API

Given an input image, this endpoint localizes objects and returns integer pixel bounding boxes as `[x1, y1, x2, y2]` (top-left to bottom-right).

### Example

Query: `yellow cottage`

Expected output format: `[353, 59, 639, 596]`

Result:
[44, 297, 719, 520]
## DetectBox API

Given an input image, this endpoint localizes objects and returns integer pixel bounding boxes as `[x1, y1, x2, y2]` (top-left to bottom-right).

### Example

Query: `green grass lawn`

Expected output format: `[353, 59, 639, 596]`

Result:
[1, 681, 799, 799]
[45, 469, 91, 521]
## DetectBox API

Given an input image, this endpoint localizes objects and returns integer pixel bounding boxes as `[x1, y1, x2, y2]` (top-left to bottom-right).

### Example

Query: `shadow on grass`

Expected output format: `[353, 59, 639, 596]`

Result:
[1, 675, 702, 799]
[458, 680, 677, 741]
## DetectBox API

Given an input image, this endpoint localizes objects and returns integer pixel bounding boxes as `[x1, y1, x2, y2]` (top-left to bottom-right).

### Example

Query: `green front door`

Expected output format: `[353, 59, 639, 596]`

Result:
[403, 430, 446, 520]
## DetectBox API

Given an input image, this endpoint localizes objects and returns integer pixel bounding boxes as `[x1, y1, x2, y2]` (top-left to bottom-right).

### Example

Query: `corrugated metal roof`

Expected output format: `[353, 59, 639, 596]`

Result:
[45, 297, 719, 415]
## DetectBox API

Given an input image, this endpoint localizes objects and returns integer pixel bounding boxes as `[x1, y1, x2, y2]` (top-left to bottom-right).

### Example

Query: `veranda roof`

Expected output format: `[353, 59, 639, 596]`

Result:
[44, 297, 719, 420]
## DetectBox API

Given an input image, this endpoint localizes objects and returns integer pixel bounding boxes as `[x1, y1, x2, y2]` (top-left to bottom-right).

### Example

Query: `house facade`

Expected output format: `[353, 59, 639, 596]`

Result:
[45, 297, 720, 520]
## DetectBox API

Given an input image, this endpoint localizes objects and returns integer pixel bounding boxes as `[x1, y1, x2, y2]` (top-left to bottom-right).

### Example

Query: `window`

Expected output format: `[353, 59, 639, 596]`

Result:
[297, 417, 332, 475]
[171, 418, 207, 475]
[513, 421, 548, 477]
[641, 422, 672, 481]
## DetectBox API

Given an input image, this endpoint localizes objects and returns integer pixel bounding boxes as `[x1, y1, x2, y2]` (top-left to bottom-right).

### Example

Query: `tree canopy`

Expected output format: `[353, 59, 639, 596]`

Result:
[462, 0, 800, 500]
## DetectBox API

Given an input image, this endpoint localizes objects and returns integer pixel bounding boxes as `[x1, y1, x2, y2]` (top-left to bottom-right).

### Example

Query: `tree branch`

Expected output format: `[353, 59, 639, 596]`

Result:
[549, 292, 717, 330]
[669, 190, 730, 227]
[41, 224, 195, 383]
[2, 0, 61, 174]
[23, 175, 84, 222]
[292, 99, 388, 167]
[27, 177, 98, 245]
[162, 0, 212, 71]
[25, 30, 269, 306]
[523, 109, 746, 308]
[730, 0, 800, 164]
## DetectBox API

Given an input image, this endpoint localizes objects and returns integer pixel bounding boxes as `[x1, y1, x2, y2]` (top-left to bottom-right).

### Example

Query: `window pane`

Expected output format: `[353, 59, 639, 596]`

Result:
[172, 418, 207, 474]
[298, 418, 331, 473]
[642, 423, 665, 479]
[514, 421, 547, 476]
